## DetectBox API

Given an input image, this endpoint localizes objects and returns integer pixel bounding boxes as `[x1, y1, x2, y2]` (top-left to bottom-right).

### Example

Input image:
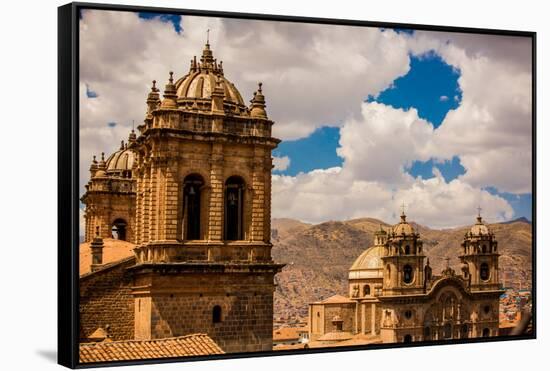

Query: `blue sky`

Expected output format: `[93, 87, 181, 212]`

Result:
[138, 12, 182, 33]
[273, 50, 531, 221]
[273, 127, 342, 176]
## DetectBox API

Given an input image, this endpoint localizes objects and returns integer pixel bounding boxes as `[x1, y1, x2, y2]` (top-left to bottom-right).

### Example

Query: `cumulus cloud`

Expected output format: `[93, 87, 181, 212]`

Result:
[79, 10, 531, 228]
[272, 101, 515, 228]
[272, 166, 513, 228]
[337, 102, 434, 185]
[79, 10, 413, 195]
[273, 156, 291, 172]
[408, 31, 532, 194]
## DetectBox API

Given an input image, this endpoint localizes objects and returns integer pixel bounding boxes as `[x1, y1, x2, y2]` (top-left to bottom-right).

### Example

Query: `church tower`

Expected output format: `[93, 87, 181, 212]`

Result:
[381, 210, 426, 296]
[129, 41, 283, 353]
[81, 131, 137, 243]
[459, 211, 500, 292]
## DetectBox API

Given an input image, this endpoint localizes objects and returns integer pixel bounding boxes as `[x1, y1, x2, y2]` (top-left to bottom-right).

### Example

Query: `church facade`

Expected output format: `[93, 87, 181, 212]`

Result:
[80, 41, 283, 353]
[309, 212, 503, 344]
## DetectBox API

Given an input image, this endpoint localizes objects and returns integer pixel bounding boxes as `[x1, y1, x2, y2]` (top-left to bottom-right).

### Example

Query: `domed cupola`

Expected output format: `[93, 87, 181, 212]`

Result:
[104, 138, 136, 178]
[175, 41, 247, 113]
[468, 214, 491, 237]
[392, 211, 415, 237]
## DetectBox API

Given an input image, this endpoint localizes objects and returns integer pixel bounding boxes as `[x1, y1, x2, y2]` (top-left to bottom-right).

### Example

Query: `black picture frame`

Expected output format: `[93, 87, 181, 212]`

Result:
[58, 2, 536, 368]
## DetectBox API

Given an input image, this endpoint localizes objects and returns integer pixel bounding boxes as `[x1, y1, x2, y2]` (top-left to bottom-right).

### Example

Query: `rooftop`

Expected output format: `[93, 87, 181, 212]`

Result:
[79, 334, 224, 363]
[79, 238, 136, 276]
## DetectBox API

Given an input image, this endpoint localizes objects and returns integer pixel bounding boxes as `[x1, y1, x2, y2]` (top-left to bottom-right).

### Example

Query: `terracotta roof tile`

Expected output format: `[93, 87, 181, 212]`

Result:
[79, 334, 224, 363]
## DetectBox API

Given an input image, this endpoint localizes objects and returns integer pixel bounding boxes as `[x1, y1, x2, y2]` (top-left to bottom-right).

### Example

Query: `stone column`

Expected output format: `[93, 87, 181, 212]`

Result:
[149, 159, 158, 242]
[141, 162, 151, 243]
[208, 143, 224, 241]
[371, 303, 377, 335]
[361, 303, 366, 335]
[250, 146, 266, 242]
[162, 158, 179, 241]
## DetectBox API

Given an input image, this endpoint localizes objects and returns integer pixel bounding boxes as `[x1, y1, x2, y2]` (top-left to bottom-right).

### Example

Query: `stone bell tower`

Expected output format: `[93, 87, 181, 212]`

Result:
[459, 211, 500, 292]
[380, 210, 426, 296]
[129, 40, 283, 353]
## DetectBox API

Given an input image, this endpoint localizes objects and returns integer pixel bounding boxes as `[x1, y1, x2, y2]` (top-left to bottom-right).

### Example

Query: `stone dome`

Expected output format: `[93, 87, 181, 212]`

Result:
[105, 145, 135, 175]
[175, 43, 246, 108]
[176, 71, 245, 106]
[392, 213, 415, 236]
[350, 245, 384, 271]
[469, 215, 490, 236]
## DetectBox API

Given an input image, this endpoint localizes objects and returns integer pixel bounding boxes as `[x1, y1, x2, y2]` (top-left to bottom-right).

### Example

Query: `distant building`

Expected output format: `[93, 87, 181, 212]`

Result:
[308, 211, 503, 343]
[79, 40, 284, 357]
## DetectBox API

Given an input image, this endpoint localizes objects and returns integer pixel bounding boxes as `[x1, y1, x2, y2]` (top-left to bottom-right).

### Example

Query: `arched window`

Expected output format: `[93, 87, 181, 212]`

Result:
[212, 305, 222, 323]
[403, 334, 412, 343]
[225, 176, 245, 240]
[480, 263, 490, 281]
[481, 244, 487, 253]
[111, 219, 127, 240]
[482, 328, 490, 337]
[183, 174, 204, 240]
[403, 264, 413, 284]
[405, 245, 411, 255]
[363, 285, 370, 296]
[404, 310, 412, 319]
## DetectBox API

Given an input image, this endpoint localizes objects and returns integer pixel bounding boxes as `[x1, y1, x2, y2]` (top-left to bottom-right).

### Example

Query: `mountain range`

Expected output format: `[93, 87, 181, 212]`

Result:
[271, 217, 533, 321]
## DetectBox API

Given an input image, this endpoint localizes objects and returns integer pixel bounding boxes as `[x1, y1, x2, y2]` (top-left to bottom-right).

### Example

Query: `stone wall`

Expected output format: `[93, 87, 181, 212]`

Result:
[79, 258, 135, 341]
[133, 270, 277, 353]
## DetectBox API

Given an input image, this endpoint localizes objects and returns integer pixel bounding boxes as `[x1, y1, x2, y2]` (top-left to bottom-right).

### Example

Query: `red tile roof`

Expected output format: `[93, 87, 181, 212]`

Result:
[79, 334, 224, 363]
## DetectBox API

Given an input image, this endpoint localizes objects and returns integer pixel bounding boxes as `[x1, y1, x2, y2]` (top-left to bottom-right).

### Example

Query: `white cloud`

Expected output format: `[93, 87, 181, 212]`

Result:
[407, 31, 532, 194]
[337, 102, 433, 186]
[79, 11, 531, 228]
[272, 102, 515, 228]
[273, 156, 291, 172]
[439, 95, 449, 102]
[79, 10, 414, 196]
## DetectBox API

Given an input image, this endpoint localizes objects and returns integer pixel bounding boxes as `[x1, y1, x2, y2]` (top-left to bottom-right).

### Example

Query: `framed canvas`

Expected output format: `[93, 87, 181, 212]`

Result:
[58, 2, 536, 368]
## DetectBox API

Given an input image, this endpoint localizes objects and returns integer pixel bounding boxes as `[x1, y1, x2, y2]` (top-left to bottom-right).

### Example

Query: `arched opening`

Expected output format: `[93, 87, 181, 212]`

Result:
[480, 263, 490, 281]
[481, 244, 487, 253]
[424, 326, 431, 341]
[212, 305, 222, 323]
[183, 174, 204, 240]
[225, 176, 245, 240]
[443, 323, 452, 339]
[111, 219, 127, 240]
[386, 265, 391, 280]
[405, 245, 411, 255]
[403, 264, 413, 284]
[403, 334, 412, 343]
[461, 324, 469, 338]
[363, 285, 370, 296]
[482, 328, 490, 337]
[404, 310, 412, 319]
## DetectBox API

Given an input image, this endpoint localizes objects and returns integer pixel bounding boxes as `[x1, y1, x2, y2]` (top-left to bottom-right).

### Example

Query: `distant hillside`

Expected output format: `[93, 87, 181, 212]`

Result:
[271, 217, 533, 321]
